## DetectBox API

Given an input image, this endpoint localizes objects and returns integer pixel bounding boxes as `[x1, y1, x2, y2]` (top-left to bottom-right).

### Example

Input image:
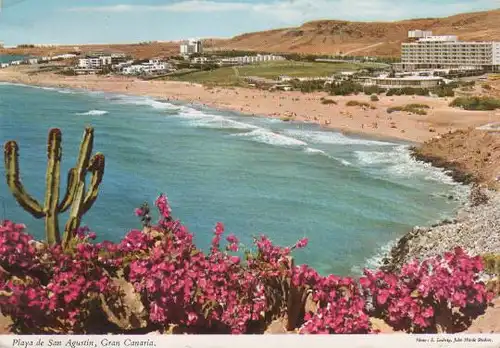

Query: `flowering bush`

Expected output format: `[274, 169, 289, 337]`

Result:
[296, 267, 371, 334]
[0, 221, 116, 333]
[360, 247, 494, 333]
[0, 221, 39, 274]
[0, 194, 494, 334]
[127, 196, 269, 333]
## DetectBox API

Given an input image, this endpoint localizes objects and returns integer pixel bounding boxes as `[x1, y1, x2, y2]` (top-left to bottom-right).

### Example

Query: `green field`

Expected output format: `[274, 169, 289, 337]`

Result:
[166, 61, 385, 86]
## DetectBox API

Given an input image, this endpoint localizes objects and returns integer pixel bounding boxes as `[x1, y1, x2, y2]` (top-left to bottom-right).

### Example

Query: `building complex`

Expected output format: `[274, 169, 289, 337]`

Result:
[191, 54, 286, 66]
[395, 30, 500, 72]
[180, 39, 203, 56]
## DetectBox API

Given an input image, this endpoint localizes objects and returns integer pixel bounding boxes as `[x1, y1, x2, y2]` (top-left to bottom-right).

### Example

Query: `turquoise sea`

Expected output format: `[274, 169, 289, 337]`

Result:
[0, 82, 467, 275]
[0, 55, 26, 64]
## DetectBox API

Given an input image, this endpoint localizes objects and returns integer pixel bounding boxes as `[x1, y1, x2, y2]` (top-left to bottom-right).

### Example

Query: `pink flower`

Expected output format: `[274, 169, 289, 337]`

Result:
[295, 238, 309, 249]
[214, 222, 224, 236]
[229, 256, 240, 264]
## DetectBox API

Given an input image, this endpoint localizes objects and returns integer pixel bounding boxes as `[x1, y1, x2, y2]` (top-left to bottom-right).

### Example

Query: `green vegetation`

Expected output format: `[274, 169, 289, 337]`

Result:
[482, 254, 500, 295]
[433, 86, 455, 97]
[449, 96, 500, 111]
[58, 69, 78, 76]
[482, 83, 492, 90]
[166, 61, 380, 86]
[386, 87, 430, 97]
[387, 104, 430, 115]
[346, 100, 375, 109]
[4, 127, 105, 246]
[321, 98, 337, 105]
[329, 81, 364, 96]
[482, 254, 500, 275]
[370, 95, 379, 102]
[292, 79, 326, 93]
[363, 86, 387, 95]
[384, 85, 455, 97]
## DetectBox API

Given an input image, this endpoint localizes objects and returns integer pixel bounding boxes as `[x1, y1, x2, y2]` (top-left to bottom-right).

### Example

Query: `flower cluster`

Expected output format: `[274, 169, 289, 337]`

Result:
[135, 202, 152, 228]
[127, 207, 268, 333]
[0, 222, 115, 333]
[292, 265, 371, 334]
[0, 194, 494, 335]
[360, 247, 494, 333]
[0, 221, 38, 273]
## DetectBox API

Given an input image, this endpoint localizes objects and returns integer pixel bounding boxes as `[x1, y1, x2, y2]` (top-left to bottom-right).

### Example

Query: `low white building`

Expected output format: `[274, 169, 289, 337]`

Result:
[78, 56, 112, 69]
[219, 54, 286, 66]
[191, 57, 215, 64]
[122, 59, 172, 75]
[10, 60, 23, 65]
[408, 30, 433, 39]
[0, 63, 10, 69]
[365, 75, 445, 89]
[52, 54, 78, 60]
[27, 58, 39, 65]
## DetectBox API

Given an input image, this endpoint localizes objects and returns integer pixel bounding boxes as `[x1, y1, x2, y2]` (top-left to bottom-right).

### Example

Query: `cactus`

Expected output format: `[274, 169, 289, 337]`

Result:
[3, 127, 105, 246]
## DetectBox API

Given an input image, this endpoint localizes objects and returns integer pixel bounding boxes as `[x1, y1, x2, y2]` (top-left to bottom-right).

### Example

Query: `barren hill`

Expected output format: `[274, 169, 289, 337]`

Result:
[214, 9, 500, 57]
[2, 9, 499, 59]
[0, 42, 181, 60]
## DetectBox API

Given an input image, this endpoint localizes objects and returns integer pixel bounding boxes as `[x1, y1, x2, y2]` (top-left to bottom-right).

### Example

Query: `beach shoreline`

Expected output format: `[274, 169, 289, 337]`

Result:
[0, 65, 499, 333]
[2, 66, 499, 258]
[1, 66, 500, 144]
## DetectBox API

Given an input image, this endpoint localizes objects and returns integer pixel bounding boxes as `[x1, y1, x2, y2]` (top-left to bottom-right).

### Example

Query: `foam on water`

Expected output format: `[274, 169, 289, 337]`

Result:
[0, 82, 78, 96]
[0, 83, 468, 276]
[355, 145, 470, 197]
[233, 128, 308, 147]
[304, 147, 326, 155]
[303, 147, 352, 166]
[175, 107, 259, 131]
[76, 110, 109, 116]
[284, 129, 396, 146]
[351, 240, 397, 276]
[111, 95, 179, 111]
[0, 82, 58, 92]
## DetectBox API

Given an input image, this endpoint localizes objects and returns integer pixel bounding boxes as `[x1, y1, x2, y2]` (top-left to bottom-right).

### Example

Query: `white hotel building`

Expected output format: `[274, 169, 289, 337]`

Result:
[217, 54, 286, 66]
[78, 56, 112, 69]
[395, 31, 500, 72]
[180, 39, 203, 56]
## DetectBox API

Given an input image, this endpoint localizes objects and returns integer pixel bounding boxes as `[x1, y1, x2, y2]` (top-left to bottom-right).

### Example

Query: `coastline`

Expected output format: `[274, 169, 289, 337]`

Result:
[382, 130, 500, 271]
[0, 66, 499, 334]
[1, 66, 499, 269]
[1, 66, 500, 144]
[381, 186, 500, 271]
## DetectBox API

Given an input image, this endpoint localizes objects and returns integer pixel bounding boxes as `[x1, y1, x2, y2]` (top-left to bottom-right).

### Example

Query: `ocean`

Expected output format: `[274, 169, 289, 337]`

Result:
[0, 82, 467, 276]
[0, 55, 26, 64]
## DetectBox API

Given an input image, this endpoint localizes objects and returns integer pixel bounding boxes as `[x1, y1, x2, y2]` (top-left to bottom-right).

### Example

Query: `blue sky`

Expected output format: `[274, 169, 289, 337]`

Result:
[0, 0, 499, 45]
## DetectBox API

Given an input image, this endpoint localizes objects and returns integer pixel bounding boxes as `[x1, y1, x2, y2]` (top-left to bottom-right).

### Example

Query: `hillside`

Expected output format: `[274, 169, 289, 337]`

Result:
[0, 42, 181, 60]
[214, 9, 500, 57]
[1, 9, 499, 59]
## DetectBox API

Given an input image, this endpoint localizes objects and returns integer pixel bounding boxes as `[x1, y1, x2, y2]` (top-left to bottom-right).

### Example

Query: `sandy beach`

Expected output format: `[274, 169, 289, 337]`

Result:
[1, 66, 499, 143]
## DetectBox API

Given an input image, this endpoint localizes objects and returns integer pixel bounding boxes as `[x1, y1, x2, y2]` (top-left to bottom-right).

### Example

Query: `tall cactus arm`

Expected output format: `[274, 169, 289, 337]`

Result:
[44, 129, 62, 246]
[75, 127, 94, 178]
[3, 141, 45, 218]
[58, 168, 77, 212]
[63, 181, 86, 247]
[82, 153, 105, 215]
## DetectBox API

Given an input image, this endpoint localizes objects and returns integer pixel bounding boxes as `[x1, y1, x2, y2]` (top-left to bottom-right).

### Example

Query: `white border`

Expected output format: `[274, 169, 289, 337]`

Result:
[0, 335, 499, 348]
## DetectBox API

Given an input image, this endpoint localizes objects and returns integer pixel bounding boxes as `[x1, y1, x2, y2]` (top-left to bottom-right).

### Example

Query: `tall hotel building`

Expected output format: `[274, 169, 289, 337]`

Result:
[180, 39, 203, 56]
[395, 30, 500, 72]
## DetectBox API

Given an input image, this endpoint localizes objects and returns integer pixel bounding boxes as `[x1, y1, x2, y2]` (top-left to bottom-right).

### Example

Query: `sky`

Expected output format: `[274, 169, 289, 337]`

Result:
[0, 0, 499, 45]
